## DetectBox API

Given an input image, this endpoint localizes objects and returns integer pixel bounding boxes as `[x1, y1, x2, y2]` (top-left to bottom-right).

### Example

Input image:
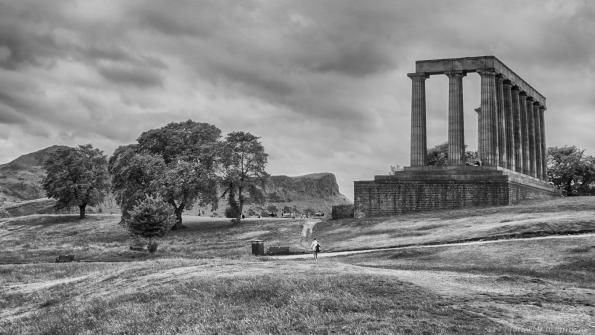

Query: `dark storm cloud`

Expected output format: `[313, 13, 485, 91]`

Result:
[0, 105, 26, 124]
[209, 62, 295, 97]
[0, 89, 35, 114]
[97, 63, 163, 88]
[0, 21, 62, 70]
[312, 40, 396, 76]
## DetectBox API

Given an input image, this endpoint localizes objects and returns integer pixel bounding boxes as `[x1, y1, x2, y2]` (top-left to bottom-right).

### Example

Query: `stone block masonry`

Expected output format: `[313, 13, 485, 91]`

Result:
[354, 167, 558, 218]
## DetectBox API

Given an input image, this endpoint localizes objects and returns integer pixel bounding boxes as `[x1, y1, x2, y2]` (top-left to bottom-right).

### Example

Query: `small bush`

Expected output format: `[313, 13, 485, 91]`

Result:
[225, 205, 240, 218]
[124, 195, 175, 253]
[147, 241, 159, 254]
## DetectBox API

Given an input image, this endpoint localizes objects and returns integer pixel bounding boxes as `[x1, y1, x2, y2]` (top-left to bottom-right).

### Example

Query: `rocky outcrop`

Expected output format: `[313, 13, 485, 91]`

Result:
[264, 173, 348, 203]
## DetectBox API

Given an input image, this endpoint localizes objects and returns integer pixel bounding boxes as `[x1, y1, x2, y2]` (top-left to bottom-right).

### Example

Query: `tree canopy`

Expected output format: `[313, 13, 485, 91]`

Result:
[108, 145, 165, 219]
[221, 131, 269, 223]
[109, 120, 222, 229]
[426, 142, 479, 167]
[547, 146, 595, 195]
[42, 144, 110, 218]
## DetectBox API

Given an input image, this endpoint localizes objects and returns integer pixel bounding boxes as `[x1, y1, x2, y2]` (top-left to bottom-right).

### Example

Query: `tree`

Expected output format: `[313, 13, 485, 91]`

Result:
[109, 120, 221, 229]
[125, 195, 176, 253]
[426, 142, 448, 167]
[108, 145, 165, 220]
[221, 132, 269, 223]
[42, 145, 110, 218]
[152, 160, 218, 227]
[426, 142, 479, 166]
[547, 146, 595, 195]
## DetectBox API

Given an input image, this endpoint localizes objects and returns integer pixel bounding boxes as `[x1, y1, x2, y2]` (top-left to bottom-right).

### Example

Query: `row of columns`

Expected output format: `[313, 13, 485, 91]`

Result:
[408, 70, 547, 180]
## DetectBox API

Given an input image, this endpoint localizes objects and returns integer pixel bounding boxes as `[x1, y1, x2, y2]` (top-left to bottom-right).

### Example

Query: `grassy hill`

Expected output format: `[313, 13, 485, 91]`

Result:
[0, 146, 68, 205]
[1, 197, 593, 334]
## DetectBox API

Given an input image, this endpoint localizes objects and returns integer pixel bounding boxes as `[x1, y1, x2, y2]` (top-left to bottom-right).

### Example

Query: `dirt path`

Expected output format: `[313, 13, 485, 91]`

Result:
[273, 232, 595, 260]
[299, 219, 321, 249]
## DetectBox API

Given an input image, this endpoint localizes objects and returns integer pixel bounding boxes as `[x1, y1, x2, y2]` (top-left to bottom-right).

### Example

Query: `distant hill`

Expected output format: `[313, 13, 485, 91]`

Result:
[0, 146, 351, 217]
[0, 145, 69, 204]
[212, 172, 351, 217]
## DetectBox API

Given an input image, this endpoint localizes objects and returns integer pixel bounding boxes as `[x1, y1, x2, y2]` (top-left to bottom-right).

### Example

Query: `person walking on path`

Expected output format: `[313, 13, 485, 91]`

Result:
[310, 238, 321, 261]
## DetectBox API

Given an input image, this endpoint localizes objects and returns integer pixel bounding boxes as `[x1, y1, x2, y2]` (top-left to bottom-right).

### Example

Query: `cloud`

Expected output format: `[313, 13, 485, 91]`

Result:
[0, 0, 594, 200]
[0, 105, 26, 124]
[97, 62, 164, 88]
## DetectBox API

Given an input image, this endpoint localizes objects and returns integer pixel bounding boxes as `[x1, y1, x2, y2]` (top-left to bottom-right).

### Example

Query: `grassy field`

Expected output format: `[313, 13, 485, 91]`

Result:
[0, 215, 311, 263]
[1, 197, 594, 334]
[2, 259, 541, 335]
[313, 197, 595, 251]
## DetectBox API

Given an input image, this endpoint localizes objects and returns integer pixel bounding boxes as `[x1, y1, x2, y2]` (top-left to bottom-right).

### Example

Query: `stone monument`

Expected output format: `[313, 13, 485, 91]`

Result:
[354, 56, 558, 218]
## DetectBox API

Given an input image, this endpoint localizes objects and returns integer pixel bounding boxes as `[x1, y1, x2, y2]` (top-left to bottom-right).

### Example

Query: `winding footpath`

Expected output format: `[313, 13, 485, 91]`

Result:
[274, 228, 595, 260]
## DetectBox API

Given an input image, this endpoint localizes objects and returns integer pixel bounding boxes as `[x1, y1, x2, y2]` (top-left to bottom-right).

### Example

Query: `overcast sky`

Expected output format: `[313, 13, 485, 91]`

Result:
[1, 0, 594, 199]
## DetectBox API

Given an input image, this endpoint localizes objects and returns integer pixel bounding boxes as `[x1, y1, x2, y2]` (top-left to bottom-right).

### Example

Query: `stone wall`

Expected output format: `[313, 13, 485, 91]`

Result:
[354, 166, 558, 218]
[331, 204, 354, 219]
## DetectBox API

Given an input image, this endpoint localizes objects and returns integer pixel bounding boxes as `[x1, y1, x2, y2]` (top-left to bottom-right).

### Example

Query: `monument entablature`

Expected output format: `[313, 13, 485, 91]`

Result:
[354, 56, 558, 218]
[411, 56, 545, 105]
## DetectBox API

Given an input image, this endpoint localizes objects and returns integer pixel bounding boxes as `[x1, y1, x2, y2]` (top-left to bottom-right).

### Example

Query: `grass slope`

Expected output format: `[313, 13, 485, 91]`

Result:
[313, 197, 595, 251]
[0, 197, 594, 334]
[2, 260, 530, 335]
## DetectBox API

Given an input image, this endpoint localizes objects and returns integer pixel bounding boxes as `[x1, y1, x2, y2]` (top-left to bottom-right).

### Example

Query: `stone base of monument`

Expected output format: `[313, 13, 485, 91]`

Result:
[354, 166, 559, 218]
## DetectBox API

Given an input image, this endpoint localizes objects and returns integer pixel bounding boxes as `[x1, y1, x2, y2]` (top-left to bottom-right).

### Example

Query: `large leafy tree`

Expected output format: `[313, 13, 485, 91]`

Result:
[221, 131, 269, 223]
[547, 146, 595, 195]
[42, 144, 110, 218]
[110, 120, 221, 229]
[108, 145, 165, 220]
[150, 159, 219, 228]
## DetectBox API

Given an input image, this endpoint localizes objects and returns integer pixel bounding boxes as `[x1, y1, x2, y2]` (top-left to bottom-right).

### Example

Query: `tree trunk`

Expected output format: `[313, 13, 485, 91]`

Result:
[171, 203, 186, 230]
[236, 186, 243, 224]
[79, 204, 86, 219]
[565, 182, 573, 196]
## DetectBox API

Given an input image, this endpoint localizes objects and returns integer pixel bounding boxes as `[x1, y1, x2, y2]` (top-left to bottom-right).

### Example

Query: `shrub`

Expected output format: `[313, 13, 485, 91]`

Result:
[147, 241, 159, 254]
[225, 205, 240, 219]
[124, 195, 175, 253]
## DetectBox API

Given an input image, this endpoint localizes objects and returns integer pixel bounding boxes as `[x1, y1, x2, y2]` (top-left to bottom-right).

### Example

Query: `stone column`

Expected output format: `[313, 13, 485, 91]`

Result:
[496, 75, 506, 167]
[503, 80, 514, 170]
[519, 92, 530, 175]
[533, 102, 542, 179]
[539, 106, 547, 179]
[511, 86, 522, 173]
[408, 73, 429, 167]
[446, 71, 465, 165]
[526, 97, 536, 177]
[478, 70, 498, 166]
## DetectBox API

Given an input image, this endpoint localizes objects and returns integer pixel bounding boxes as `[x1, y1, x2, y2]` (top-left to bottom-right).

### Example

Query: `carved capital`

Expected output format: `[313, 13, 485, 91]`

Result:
[477, 69, 497, 77]
[444, 71, 466, 78]
[407, 72, 429, 80]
